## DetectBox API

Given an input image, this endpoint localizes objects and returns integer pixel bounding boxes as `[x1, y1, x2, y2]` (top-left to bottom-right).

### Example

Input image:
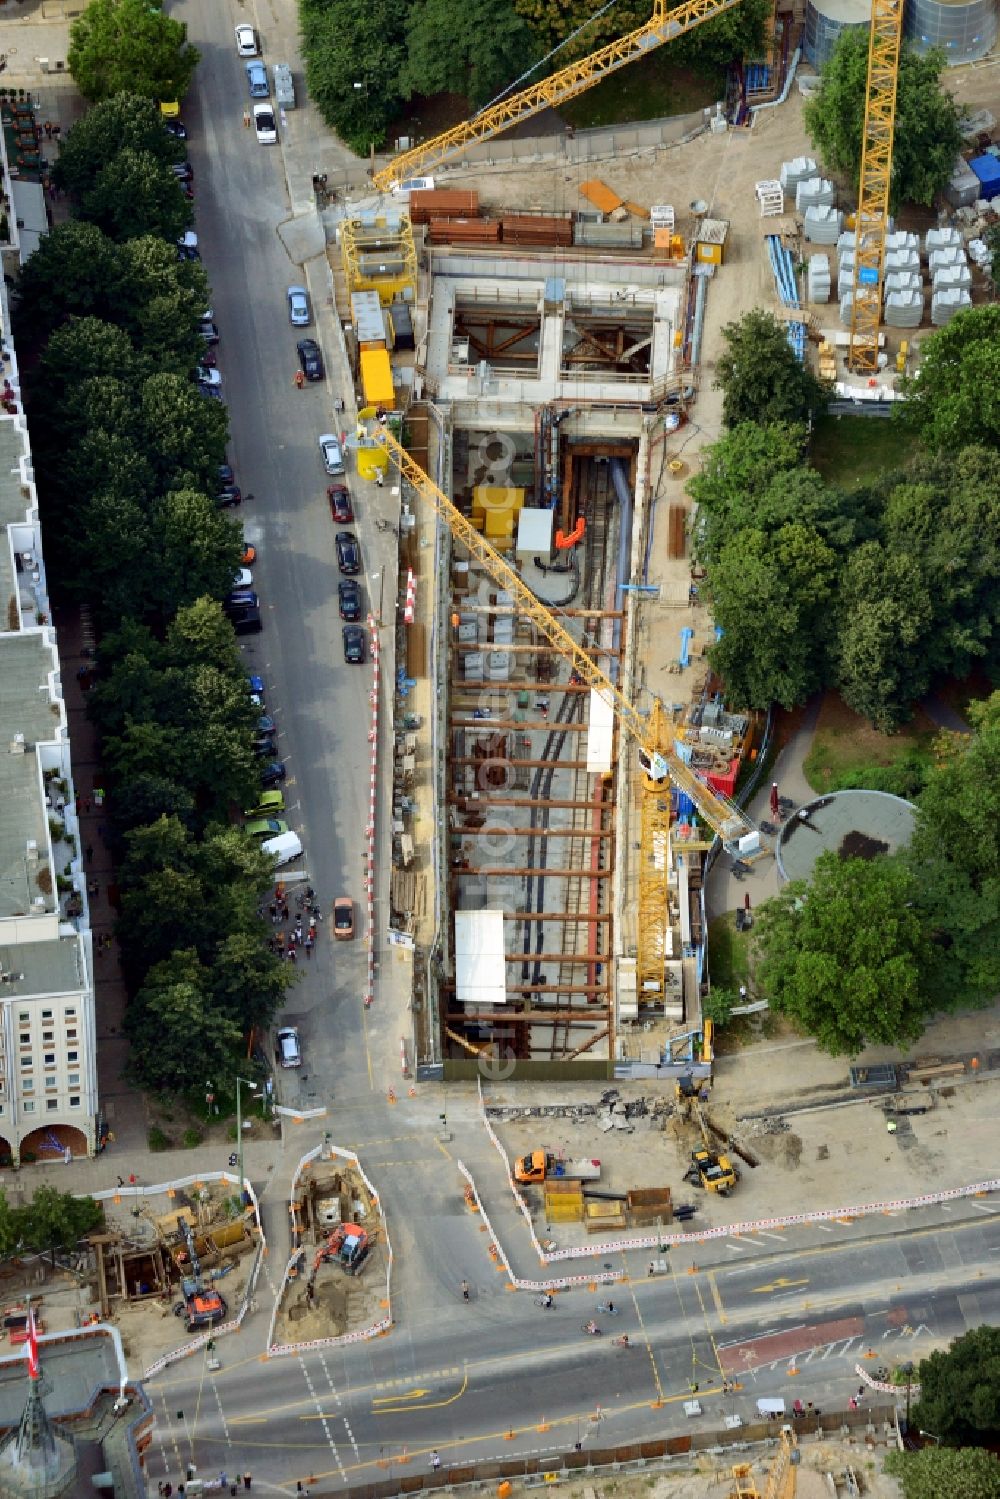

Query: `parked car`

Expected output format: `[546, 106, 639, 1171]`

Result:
[252, 733, 277, 756]
[335, 532, 360, 575]
[260, 760, 287, 787]
[164, 119, 188, 141]
[197, 365, 222, 388]
[319, 433, 344, 476]
[219, 463, 235, 486]
[248, 672, 266, 699]
[276, 1026, 301, 1067]
[342, 625, 365, 664]
[217, 485, 242, 507]
[333, 896, 355, 940]
[200, 320, 220, 345]
[233, 566, 253, 589]
[287, 286, 311, 327]
[224, 589, 259, 613]
[253, 104, 277, 144]
[199, 347, 218, 368]
[257, 714, 276, 735]
[338, 579, 361, 621]
[296, 338, 324, 381]
[171, 160, 194, 183]
[244, 816, 289, 839]
[242, 543, 257, 566]
[243, 789, 285, 818]
[263, 831, 302, 866]
[327, 484, 353, 523]
[235, 22, 258, 55]
[231, 606, 262, 635]
[246, 60, 269, 98]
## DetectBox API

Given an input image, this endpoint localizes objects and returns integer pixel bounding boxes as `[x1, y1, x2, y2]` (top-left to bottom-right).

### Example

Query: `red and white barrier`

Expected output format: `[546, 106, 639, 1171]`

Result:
[400, 1037, 410, 1077]
[404, 568, 416, 624]
[364, 615, 379, 1009]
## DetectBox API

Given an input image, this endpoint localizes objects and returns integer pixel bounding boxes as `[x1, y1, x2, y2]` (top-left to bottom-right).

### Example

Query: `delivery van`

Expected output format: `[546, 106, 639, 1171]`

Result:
[261, 830, 302, 866]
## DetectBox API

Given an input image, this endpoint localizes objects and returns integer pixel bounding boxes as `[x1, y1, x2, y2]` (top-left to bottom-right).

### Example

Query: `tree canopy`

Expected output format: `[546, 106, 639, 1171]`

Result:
[714, 310, 829, 429]
[911, 1327, 1000, 1448]
[804, 32, 961, 209]
[54, 92, 183, 196]
[68, 0, 199, 104]
[901, 306, 1000, 453]
[752, 851, 933, 1055]
[885, 1446, 1000, 1499]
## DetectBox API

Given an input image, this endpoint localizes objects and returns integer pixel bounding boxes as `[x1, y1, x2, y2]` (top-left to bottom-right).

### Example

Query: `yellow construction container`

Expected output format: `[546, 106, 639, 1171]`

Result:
[356, 444, 389, 481]
[360, 347, 394, 408]
[695, 217, 729, 265]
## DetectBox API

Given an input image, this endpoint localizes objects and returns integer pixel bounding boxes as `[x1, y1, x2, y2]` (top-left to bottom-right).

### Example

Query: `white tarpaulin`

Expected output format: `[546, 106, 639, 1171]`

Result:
[586, 689, 614, 773]
[455, 909, 507, 1006]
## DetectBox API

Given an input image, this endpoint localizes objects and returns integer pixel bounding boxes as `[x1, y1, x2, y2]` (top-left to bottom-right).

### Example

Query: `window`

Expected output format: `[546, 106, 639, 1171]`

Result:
[22, 1101, 34, 1114]
[69, 1096, 80, 1108]
[65, 1030, 77, 1041]
[67, 1051, 78, 1063]
[19, 1034, 30, 1048]
[45, 1078, 58, 1092]
[42, 1032, 53, 1043]
[67, 1074, 79, 1088]
[18, 1011, 28, 1023]
[65, 1007, 76, 1017]
[46, 1099, 58, 1111]
[20, 1057, 32, 1070]
[43, 1053, 55, 1066]
[41, 1009, 52, 1020]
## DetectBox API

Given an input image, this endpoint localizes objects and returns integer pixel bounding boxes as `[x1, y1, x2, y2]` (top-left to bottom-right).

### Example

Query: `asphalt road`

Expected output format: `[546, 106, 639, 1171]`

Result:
[147, 1204, 1000, 1490]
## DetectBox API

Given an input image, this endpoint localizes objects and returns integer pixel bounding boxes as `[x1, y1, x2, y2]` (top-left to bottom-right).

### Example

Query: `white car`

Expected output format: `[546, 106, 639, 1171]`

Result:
[253, 104, 277, 145]
[276, 1026, 301, 1068]
[233, 567, 253, 589]
[318, 433, 345, 476]
[197, 365, 222, 388]
[286, 285, 311, 326]
[235, 23, 258, 56]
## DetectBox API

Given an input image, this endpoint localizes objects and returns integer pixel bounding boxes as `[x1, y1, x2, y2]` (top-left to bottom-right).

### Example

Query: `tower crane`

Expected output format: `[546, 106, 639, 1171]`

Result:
[730, 1424, 798, 1499]
[847, 0, 906, 371]
[376, 428, 761, 1010]
[370, 0, 744, 194]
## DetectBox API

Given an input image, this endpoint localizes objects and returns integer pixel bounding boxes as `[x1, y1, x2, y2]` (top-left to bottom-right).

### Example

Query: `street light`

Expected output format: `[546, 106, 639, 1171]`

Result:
[353, 82, 375, 172]
[902, 1360, 915, 1432]
[235, 1075, 260, 1211]
[919, 1431, 941, 1445]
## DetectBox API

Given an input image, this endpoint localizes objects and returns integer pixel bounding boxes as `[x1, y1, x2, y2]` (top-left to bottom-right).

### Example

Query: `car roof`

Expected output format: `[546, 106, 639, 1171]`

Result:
[319, 432, 337, 444]
[288, 285, 307, 296]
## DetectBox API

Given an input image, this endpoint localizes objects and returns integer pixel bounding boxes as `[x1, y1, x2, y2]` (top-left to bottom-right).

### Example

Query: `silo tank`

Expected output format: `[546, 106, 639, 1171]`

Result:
[803, 0, 870, 69]
[905, 0, 997, 63]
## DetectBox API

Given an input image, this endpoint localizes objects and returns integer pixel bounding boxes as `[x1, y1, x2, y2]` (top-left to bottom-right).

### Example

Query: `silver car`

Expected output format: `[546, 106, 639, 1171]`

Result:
[319, 432, 344, 475]
[287, 285, 311, 326]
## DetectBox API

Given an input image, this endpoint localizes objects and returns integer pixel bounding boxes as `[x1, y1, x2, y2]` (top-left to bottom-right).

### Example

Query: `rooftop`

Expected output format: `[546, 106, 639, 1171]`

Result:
[0, 420, 28, 529]
[0, 633, 63, 921]
[777, 788, 917, 884]
[0, 935, 85, 998]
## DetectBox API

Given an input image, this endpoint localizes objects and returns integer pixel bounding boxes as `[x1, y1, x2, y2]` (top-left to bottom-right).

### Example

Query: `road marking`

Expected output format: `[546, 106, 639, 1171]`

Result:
[751, 1278, 809, 1294]
[707, 1272, 727, 1326]
[434, 1137, 453, 1160]
[298, 1353, 347, 1480]
[725, 1243, 748, 1253]
[372, 1388, 430, 1405]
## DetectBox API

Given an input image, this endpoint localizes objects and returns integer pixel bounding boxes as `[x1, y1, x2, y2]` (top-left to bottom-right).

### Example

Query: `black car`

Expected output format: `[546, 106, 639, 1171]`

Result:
[342, 626, 366, 665]
[296, 338, 325, 382]
[260, 760, 287, 787]
[231, 606, 262, 635]
[335, 531, 360, 576]
[218, 463, 235, 487]
[253, 734, 277, 756]
[224, 589, 259, 614]
[171, 160, 194, 182]
[200, 321, 220, 345]
[338, 580, 361, 621]
[217, 485, 242, 507]
[164, 119, 188, 141]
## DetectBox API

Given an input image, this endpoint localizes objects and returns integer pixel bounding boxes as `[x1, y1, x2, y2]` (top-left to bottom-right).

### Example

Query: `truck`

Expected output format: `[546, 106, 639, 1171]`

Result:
[514, 1150, 601, 1185]
[273, 64, 295, 109]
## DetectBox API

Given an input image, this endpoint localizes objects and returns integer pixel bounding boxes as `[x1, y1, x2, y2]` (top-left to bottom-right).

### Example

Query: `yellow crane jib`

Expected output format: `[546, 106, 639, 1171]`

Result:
[371, 0, 744, 192]
[847, 0, 905, 373]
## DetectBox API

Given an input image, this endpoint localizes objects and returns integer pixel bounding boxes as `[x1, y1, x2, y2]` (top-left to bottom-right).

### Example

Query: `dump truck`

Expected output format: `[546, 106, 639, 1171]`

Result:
[514, 1151, 601, 1185]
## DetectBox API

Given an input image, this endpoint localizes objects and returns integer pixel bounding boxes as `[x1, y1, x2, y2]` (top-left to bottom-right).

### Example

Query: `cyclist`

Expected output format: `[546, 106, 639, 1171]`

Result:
[585, 1320, 599, 1336]
[542, 1293, 553, 1309]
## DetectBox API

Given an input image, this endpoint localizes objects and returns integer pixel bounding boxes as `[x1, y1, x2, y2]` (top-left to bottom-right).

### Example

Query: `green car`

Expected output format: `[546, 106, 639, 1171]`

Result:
[242, 789, 285, 819]
[244, 817, 289, 840]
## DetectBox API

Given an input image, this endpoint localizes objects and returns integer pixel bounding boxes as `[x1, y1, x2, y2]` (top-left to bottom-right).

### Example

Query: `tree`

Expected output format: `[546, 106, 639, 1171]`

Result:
[512, 0, 767, 71]
[37, 318, 138, 400]
[715, 310, 829, 429]
[53, 92, 183, 199]
[80, 147, 192, 243]
[404, 0, 538, 109]
[885, 1447, 1000, 1499]
[804, 33, 961, 210]
[301, 0, 406, 153]
[833, 542, 934, 731]
[0, 1191, 19, 1256]
[68, 0, 198, 104]
[211, 930, 294, 1031]
[14, 221, 118, 336]
[986, 222, 1000, 286]
[689, 422, 806, 562]
[753, 851, 933, 1055]
[901, 306, 1000, 453]
[20, 1185, 102, 1264]
[910, 1326, 1000, 1447]
[139, 374, 229, 488]
[708, 523, 837, 708]
[125, 952, 243, 1093]
[906, 693, 1000, 1010]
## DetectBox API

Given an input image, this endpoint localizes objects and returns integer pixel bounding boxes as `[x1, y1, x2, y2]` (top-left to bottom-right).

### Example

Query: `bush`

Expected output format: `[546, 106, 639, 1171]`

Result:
[147, 1125, 170, 1151]
[181, 1126, 203, 1149]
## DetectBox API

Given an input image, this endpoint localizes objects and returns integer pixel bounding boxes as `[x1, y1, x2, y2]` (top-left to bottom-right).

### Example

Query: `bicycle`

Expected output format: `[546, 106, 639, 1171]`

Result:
[581, 1322, 602, 1337]
[611, 1335, 631, 1349]
[597, 1303, 620, 1316]
[533, 1296, 555, 1309]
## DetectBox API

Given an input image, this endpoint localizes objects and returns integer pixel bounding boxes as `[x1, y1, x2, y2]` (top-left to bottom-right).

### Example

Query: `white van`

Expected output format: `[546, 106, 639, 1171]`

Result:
[262, 830, 302, 866]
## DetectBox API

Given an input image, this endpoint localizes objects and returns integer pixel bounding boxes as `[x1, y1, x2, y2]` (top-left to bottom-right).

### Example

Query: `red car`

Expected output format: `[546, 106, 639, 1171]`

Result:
[327, 485, 353, 524]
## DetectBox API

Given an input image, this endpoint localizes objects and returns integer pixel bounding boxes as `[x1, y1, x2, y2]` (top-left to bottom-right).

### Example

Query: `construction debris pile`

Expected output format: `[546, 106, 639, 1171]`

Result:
[276, 1160, 386, 1345]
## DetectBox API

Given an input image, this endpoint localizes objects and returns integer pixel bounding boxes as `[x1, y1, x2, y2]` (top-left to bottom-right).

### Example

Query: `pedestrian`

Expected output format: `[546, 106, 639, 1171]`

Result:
[648, 1261, 655, 1276]
[117, 1176, 124, 1188]
[282, 902, 290, 922]
[806, 1401, 813, 1414]
[857, 1385, 865, 1399]
[297, 1483, 305, 1495]
[220, 1473, 228, 1490]
[461, 1279, 470, 1301]
[86, 844, 94, 863]
[63, 1146, 72, 1165]
[335, 397, 344, 414]
[849, 1396, 857, 1410]
[158, 1483, 165, 1496]
[304, 937, 313, 960]
[88, 879, 99, 898]
[276, 932, 285, 952]
[294, 370, 305, 389]
[231, 1487, 238, 1497]
[430, 1451, 441, 1471]
[376, 470, 384, 488]
[83, 796, 91, 813]
[164, 1485, 172, 1498]
[243, 1477, 252, 1492]
[44, 120, 52, 139]
[243, 109, 251, 128]
[268, 901, 278, 923]
[288, 947, 297, 963]
[129, 1173, 137, 1186]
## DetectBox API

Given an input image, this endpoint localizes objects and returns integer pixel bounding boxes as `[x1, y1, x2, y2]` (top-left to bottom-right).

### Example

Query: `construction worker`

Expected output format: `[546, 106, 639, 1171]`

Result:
[293, 370, 305, 389]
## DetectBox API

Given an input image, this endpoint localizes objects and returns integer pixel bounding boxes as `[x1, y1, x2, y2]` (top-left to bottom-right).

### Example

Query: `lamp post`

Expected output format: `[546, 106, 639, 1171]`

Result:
[902, 1360, 915, 1432]
[353, 82, 375, 172]
[235, 1075, 260, 1210]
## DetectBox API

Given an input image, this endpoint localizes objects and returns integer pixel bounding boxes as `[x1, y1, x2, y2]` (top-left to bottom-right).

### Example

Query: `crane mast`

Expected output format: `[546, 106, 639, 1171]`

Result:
[371, 0, 743, 192]
[376, 429, 759, 1005]
[847, 0, 905, 372]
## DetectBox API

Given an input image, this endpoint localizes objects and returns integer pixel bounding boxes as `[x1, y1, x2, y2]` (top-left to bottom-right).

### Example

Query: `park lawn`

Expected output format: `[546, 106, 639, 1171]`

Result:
[809, 413, 914, 489]
[559, 53, 721, 128]
[802, 691, 939, 795]
[707, 912, 751, 990]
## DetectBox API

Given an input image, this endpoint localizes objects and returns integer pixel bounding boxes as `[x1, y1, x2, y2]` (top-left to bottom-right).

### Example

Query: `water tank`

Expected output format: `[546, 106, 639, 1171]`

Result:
[803, 0, 870, 67]
[905, 0, 997, 62]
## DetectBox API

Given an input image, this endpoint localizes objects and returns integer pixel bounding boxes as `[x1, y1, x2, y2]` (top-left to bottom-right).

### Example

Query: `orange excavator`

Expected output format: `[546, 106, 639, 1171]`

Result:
[313, 1222, 371, 1277]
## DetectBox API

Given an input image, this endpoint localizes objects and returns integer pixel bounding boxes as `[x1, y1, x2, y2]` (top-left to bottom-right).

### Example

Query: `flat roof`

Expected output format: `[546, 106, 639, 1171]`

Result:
[455, 909, 506, 1006]
[0, 419, 28, 529]
[0, 934, 84, 997]
[0, 633, 62, 920]
[0, 1331, 122, 1423]
[777, 789, 916, 884]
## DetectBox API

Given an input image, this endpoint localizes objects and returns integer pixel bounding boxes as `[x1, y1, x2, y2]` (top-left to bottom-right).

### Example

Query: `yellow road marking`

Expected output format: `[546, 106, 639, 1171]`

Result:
[372, 1388, 430, 1405]
[708, 1271, 727, 1325]
[751, 1278, 810, 1294]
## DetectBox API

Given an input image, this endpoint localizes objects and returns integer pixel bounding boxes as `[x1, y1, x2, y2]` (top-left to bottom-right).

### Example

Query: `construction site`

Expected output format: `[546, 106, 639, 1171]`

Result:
[272, 1155, 388, 1347]
[321, 0, 999, 1085]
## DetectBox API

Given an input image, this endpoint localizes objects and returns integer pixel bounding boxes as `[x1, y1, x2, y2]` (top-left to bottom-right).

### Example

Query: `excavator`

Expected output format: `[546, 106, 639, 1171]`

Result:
[313, 1222, 371, 1277]
[676, 1075, 738, 1195]
[173, 1218, 227, 1331]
